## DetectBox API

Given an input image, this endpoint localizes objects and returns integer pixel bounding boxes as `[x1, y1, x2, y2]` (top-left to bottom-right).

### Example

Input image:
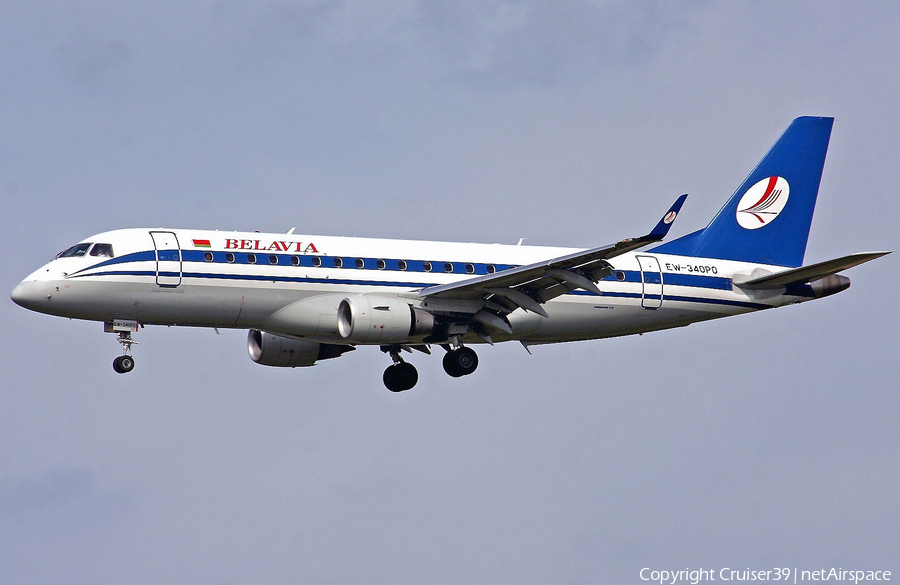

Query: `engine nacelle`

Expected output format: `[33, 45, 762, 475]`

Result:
[337, 295, 433, 344]
[810, 274, 851, 298]
[247, 330, 354, 367]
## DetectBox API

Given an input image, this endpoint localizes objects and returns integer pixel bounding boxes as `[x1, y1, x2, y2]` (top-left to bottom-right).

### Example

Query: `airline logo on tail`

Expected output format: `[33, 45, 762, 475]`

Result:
[736, 176, 790, 229]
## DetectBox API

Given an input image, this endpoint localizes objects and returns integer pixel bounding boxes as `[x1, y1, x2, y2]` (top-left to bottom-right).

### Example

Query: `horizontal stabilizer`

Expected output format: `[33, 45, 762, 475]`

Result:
[733, 251, 891, 289]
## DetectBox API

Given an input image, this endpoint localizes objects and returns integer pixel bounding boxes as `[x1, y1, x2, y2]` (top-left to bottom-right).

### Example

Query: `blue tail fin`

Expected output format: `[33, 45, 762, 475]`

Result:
[652, 116, 833, 267]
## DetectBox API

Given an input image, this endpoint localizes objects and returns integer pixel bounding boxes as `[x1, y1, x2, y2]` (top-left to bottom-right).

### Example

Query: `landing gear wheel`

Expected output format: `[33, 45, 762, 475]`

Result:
[383, 362, 418, 392]
[442, 352, 462, 377]
[113, 355, 135, 374]
[442, 347, 478, 378]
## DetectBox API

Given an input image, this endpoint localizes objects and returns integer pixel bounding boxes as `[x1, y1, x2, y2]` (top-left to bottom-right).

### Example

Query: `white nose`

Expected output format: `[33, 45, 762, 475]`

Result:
[11, 280, 38, 309]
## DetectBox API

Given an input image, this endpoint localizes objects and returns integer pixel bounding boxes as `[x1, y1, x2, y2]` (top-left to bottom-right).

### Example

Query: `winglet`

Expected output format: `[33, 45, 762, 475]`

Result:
[647, 194, 688, 240]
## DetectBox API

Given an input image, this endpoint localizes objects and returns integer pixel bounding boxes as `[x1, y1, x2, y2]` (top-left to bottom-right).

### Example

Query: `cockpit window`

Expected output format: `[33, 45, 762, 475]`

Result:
[57, 243, 92, 258]
[89, 243, 114, 257]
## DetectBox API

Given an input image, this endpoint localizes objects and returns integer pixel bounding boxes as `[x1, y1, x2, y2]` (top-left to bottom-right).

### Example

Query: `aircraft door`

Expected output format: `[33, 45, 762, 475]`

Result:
[150, 231, 182, 287]
[637, 255, 663, 309]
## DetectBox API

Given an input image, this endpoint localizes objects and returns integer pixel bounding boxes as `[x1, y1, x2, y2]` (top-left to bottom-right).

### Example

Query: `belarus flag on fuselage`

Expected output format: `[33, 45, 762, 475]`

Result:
[192, 239, 211, 248]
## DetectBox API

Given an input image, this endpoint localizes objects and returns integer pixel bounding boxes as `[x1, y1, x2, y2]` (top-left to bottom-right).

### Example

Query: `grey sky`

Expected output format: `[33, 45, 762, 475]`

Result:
[1, 1, 898, 583]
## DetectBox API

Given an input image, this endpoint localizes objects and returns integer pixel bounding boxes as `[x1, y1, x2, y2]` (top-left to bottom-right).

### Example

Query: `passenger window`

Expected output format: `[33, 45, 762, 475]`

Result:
[398, 260, 407, 271]
[89, 243, 114, 258]
[377, 259, 386, 270]
[334, 258, 343, 268]
[204, 252, 214, 262]
[247, 254, 257, 264]
[465, 263, 475, 274]
[269, 255, 278, 265]
[486, 265, 496, 274]
[355, 258, 365, 269]
[444, 263, 453, 273]
[290, 256, 300, 266]
[57, 243, 92, 258]
[312, 257, 322, 267]
[423, 261, 432, 272]
[226, 253, 235, 263]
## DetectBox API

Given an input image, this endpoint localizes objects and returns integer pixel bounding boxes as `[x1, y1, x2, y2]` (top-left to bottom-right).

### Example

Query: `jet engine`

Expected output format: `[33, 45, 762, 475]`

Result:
[248, 329, 354, 367]
[337, 295, 434, 344]
[809, 274, 851, 298]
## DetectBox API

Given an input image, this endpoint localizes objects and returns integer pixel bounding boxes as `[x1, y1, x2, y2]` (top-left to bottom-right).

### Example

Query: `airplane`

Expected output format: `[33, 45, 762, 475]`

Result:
[11, 116, 891, 392]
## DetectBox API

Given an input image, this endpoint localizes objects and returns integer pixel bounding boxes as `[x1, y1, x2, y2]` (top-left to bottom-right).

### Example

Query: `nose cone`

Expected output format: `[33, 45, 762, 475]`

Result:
[11, 280, 39, 310]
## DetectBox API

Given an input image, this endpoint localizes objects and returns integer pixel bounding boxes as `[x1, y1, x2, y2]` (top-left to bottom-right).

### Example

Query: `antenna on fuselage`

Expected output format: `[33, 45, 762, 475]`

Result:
[287, 227, 296, 234]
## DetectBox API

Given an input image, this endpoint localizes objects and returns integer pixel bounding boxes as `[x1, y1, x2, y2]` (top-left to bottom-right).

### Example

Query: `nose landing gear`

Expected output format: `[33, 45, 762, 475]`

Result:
[112, 330, 138, 373]
[106, 320, 139, 374]
[113, 353, 135, 374]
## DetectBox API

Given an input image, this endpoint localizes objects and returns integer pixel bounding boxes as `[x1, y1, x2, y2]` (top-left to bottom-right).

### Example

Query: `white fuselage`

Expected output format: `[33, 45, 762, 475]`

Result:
[12, 228, 808, 346]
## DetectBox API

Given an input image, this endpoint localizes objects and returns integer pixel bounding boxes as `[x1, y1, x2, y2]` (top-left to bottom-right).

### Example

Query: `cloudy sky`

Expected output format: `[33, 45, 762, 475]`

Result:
[1, 1, 898, 583]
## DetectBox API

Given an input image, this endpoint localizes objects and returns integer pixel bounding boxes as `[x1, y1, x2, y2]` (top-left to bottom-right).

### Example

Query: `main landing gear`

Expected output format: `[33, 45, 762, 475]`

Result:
[381, 342, 479, 392]
[442, 346, 478, 378]
[383, 347, 418, 393]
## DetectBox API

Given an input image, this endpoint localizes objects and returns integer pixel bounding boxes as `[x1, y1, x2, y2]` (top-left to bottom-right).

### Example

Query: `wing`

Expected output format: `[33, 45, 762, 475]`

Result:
[417, 195, 688, 333]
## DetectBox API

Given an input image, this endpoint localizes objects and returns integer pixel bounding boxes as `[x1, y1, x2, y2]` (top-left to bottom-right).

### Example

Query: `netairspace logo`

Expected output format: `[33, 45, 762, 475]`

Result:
[639, 567, 892, 584]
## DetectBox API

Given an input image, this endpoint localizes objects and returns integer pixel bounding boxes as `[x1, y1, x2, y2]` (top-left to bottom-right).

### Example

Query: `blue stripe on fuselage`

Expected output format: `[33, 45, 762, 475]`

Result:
[71, 256, 773, 311]
[72, 249, 733, 296]
[73, 250, 735, 293]
[601, 269, 732, 291]
[72, 269, 436, 290]
[71, 249, 518, 277]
